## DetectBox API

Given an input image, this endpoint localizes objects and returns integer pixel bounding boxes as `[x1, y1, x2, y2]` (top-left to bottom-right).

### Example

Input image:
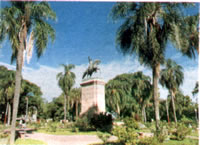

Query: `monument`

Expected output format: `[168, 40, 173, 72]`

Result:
[80, 57, 106, 115]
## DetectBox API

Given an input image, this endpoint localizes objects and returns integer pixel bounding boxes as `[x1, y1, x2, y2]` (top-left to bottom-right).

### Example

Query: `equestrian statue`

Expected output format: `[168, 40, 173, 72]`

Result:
[82, 56, 101, 79]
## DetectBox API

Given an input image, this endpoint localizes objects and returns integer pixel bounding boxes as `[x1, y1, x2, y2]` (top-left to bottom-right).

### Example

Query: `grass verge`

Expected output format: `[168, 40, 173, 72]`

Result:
[15, 138, 47, 145]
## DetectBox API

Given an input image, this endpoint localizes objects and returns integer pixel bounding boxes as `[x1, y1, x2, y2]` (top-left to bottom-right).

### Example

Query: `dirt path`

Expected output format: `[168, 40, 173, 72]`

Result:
[25, 132, 117, 145]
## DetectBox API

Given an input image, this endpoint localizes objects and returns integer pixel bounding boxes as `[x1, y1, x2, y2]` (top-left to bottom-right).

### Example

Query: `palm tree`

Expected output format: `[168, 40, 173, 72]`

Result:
[70, 88, 81, 120]
[106, 79, 130, 116]
[0, 2, 56, 144]
[57, 64, 76, 121]
[178, 14, 199, 57]
[160, 59, 184, 125]
[110, 2, 194, 130]
[131, 72, 152, 123]
[192, 82, 199, 96]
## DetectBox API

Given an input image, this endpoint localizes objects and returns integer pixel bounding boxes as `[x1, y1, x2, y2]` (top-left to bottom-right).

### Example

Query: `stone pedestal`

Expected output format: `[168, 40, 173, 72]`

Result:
[80, 78, 106, 115]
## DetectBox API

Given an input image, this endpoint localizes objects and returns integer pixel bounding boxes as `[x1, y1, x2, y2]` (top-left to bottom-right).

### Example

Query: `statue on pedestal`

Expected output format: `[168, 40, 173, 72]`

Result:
[82, 56, 101, 79]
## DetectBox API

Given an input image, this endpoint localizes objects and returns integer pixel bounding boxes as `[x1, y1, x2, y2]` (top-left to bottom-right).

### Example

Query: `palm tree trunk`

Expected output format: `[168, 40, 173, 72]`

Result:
[7, 103, 11, 126]
[166, 99, 170, 123]
[144, 106, 147, 122]
[4, 102, 8, 125]
[142, 105, 145, 122]
[142, 105, 147, 123]
[67, 95, 69, 119]
[64, 94, 67, 121]
[117, 103, 120, 116]
[10, 24, 25, 145]
[75, 101, 78, 120]
[153, 64, 160, 130]
[171, 90, 177, 125]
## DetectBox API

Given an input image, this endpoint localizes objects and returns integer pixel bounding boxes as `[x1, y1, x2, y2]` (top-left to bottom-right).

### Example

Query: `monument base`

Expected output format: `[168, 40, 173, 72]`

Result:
[80, 78, 106, 115]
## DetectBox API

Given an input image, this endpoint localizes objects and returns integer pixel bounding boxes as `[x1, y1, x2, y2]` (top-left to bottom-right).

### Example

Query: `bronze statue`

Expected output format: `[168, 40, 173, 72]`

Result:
[82, 57, 101, 79]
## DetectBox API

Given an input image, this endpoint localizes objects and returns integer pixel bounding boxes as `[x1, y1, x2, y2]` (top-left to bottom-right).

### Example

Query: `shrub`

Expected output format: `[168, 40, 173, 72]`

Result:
[173, 123, 192, 141]
[151, 122, 168, 143]
[181, 116, 194, 126]
[123, 117, 139, 130]
[137, 137, 159, 145]
[90, 113, 113, 132]
[0, 132, 9, 139]
[97, 131, 111, 144]
[154, 129, 166, 143]
[29, 122, 41, 130]
[75, 116, 93, 131]
[46, 122, 57, 132]
[112, 126, 138, 145]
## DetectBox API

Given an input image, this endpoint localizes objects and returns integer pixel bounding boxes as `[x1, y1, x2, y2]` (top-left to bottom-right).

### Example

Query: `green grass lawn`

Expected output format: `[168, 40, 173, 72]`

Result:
[162, 138, 198, 145]
[15, 138, 47, 145]
[92, 138, 198, 145]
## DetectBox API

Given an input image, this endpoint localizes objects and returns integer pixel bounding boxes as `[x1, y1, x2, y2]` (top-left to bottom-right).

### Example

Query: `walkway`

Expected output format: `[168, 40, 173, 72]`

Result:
[25, 132, 117, 145]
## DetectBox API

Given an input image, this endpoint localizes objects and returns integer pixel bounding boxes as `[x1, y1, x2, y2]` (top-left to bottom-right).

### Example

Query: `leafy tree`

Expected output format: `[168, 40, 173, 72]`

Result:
[106, 72, 152, 120]
[44, 94, 65, 121]
[69, 88, 81, 120]
[106, 74, 135, 117]
[57, 64, 76, 121]
[0, 66, 44, 124]
[131, 72, 152, 122]
[0, 66, 15, 125]
[110, 2, 195, 129]
[0, 2, 56, 144]
[19, 79, 43, 119]
[160, 59, 184, 125]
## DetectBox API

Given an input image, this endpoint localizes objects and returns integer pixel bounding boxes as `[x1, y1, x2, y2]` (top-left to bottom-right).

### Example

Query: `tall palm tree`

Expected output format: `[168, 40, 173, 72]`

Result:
[0, 2, 56, 144]
[57, 64, 76, 121]
[131, 72, 152, 123]
[160, 59, 184, 125]
[110, 2, 194, 130]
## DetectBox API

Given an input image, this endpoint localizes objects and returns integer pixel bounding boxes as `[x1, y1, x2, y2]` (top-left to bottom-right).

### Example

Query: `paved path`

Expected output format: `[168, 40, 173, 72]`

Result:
[25, 132, 117, 145]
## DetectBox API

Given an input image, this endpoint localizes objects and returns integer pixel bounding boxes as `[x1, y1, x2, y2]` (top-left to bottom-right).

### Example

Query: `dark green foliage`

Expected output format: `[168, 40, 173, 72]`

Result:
[46, 122, 57, 132]
[106, 72, 152, 119]
[137, 137, 158, 145]
[90, 113, 113, 132]
[28, 122, 42, 130]
[0, 65, 44, 119]
[123, 117, 139, 130]
[180, 116, 196, 127]
[154, 127, 167, 143]
[71, 126, 79, 133]
[112, 126, 138, 145]
[74, 116, 93, 131]
[173, 123, 192, 141]
[97, 132, 111, 144]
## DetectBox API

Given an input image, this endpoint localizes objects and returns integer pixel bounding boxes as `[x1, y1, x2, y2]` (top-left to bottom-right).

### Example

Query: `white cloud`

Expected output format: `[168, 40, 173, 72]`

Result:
[181, 66, 198, 98]
[22, 65, 62, 102]
[0, 57, 198, 102]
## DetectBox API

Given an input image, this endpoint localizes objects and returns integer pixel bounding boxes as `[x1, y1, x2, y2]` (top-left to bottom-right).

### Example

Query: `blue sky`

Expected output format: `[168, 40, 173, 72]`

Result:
[0, 2, 199, 101]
